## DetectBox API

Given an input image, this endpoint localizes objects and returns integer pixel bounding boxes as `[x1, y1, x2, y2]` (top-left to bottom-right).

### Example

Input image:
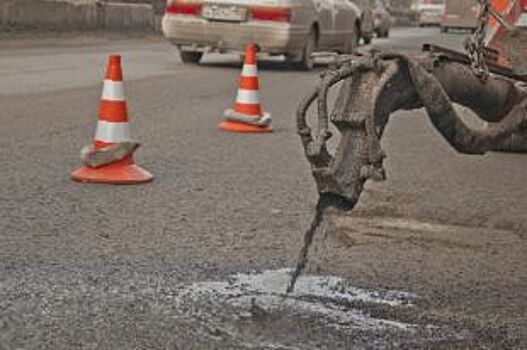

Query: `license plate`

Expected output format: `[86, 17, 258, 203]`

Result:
[202, 4, 247, 22]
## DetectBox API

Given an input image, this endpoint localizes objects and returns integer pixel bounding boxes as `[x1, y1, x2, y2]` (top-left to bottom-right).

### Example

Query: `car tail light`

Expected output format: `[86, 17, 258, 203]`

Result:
[523, 0, 527, 11]
[250, 7, 291, 22]
[166, 1, 202, 16]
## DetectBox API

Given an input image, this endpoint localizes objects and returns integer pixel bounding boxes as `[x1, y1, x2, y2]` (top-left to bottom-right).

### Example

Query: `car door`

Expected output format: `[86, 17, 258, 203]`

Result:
[333, 0, 355, 50]
[312, 0, 336, 50]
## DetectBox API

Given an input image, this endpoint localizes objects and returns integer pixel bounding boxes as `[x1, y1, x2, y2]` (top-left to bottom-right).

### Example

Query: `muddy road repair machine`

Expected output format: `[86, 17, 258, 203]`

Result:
[296, 0, 527, 212]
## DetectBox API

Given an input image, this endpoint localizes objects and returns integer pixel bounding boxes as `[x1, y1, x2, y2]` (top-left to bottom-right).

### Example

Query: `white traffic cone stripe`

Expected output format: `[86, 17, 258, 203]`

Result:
[241, 64, 258, 77]
[236, 89, 260, 104]
[95, 121, 131, 143]
[101, 80, 125, 101]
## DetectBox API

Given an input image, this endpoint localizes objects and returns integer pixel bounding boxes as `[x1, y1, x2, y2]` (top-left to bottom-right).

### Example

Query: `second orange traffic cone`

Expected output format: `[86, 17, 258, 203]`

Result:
[218, 43, 272, 133]
[71, 55, 153, 184]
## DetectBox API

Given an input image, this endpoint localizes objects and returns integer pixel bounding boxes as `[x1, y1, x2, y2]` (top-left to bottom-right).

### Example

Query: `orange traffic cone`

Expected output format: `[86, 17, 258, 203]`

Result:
[218, 42, 272, 133]
[71, 55, 153, 184]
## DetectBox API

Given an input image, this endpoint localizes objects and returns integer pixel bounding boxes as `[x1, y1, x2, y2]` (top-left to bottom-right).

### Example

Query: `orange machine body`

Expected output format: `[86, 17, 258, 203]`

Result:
[487, 0, 527, 70]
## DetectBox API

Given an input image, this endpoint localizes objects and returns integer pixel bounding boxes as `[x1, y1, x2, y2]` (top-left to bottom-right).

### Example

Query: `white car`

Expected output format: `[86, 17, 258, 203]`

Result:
[162, 0, 365, 69]
[417, 3, 445, 27]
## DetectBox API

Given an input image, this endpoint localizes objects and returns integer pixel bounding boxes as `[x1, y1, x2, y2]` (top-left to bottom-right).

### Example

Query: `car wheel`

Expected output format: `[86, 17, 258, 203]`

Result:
[363, 34, 372, 45]
[344, 25, 359, 54]
[180, 51, 203, 64]
[353, 25, 360, 48]
[296, 28, 316, 71]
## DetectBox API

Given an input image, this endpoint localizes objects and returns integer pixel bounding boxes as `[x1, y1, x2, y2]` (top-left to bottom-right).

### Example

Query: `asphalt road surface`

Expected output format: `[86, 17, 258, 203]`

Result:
[1, 28, 526, 349]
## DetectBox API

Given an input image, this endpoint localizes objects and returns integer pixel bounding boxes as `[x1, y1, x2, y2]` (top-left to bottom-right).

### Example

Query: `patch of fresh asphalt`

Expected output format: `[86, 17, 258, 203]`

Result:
[0, 27, 526, 348]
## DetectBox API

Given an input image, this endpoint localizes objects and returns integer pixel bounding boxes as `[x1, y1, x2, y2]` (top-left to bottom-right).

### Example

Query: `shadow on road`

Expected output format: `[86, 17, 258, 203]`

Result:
[199, 56, 328, 73]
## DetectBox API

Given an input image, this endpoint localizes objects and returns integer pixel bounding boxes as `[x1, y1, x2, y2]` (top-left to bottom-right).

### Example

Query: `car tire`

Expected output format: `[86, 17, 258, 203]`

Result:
[353, 25, 360, 47]
[344, 25, 359, 54]
[363, 35, 372, 45]
[180, 51, 203, 64]
[295, 28, 316, 71]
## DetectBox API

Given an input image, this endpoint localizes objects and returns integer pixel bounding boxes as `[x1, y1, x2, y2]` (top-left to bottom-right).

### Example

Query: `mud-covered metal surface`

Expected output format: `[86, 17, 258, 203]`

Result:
[297, 49, 527, 211]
